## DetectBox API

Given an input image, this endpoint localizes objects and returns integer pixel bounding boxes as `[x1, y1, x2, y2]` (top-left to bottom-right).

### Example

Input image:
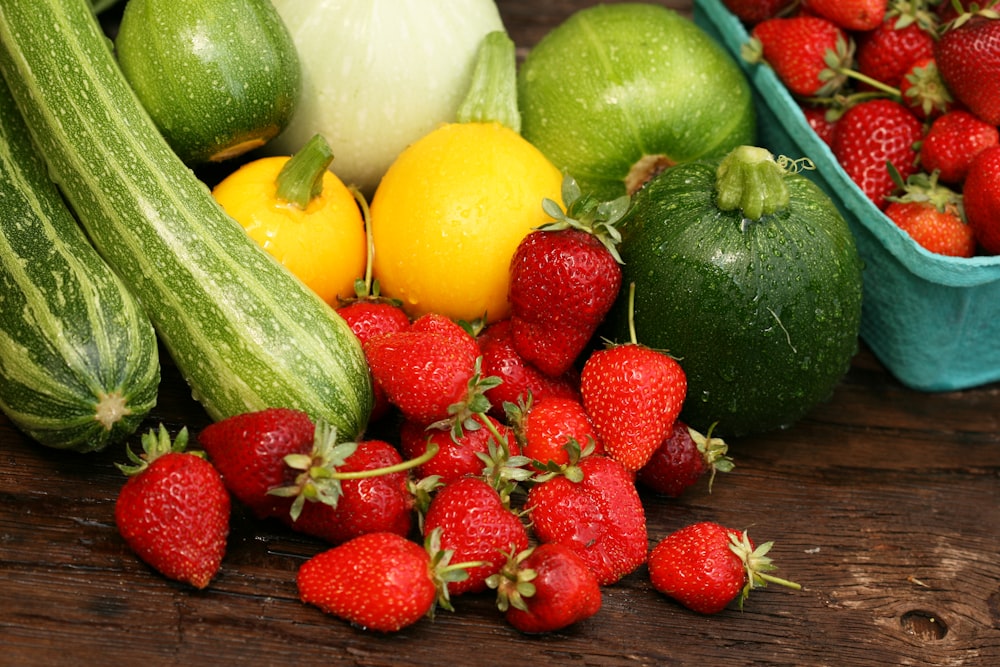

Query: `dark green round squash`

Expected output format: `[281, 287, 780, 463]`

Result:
[602, 146, 864, 437]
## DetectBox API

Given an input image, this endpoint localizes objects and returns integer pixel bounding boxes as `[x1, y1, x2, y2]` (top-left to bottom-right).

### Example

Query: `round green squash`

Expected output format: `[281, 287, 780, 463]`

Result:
[115, 0, 300, 164]
[602, 146, 864, 437]
[517, 3, 756, 200]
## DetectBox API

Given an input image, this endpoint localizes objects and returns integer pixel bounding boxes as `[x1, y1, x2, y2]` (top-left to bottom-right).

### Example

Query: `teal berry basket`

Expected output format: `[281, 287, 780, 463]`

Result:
[693, 0, 1000, 392]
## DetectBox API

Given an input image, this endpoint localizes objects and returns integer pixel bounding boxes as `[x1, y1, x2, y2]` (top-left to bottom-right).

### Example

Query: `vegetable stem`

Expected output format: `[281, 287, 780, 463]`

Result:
[276, 133, 334, 208]
[714, 145, 790, 221]
[456, 31, 521, 132]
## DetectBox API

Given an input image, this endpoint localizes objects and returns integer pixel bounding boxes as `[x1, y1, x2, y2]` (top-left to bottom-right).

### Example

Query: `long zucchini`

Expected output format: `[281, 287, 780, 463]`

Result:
[0, 0, 372, 438]
[0, 78, 159, 452]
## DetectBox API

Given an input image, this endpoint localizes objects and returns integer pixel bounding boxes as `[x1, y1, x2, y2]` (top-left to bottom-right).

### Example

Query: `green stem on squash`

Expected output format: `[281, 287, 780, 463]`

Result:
[455, 30, 521, 133]
[275, 133, 334, 208]
[715, 145, 790, 221]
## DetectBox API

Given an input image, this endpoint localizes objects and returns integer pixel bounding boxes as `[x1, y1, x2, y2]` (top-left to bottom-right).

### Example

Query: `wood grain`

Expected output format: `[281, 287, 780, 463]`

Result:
[3, 1, 1000, 666]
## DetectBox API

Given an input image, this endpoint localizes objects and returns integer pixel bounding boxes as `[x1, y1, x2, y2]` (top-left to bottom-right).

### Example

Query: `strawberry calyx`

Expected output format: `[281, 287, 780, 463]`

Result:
[476, 435, 533, 505]
[116, 424, 198, 477]
[537, 174, 629, 263]
[529, 437, 596, 484]
[270, 420, 440, 521]
[727, 530, 802, 610]
[425, 526, 488, 615]
[886, 166, 964, 216]
[432, 356, 503, 439]
[690, 422, 735, 492]
[485, 546, 538, 613]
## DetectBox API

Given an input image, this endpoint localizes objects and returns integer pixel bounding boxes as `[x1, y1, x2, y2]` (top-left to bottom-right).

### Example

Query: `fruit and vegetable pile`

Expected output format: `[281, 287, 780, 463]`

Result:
[728, 0, 1000, 258]
[15, 0, 989, 637]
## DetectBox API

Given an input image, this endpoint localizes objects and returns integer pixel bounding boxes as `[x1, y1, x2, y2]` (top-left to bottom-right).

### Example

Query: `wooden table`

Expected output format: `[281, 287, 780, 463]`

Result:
[3, 1, 999, 665]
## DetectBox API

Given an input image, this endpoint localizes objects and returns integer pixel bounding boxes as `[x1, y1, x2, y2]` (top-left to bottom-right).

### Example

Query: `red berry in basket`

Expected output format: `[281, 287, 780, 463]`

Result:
[508, 178, 626, 378]
[477, 318, 580, 417]
[508, 395, 605, 466]
[526, 453, 647, 586]
[920, 109, 1000, 184]
[648, 522, 800, 615]
[721, 0, 795, 24]
[801, 105, 839, 148]
[935, 14, 1000, 126]
[884, 174, 975, 257]
[802, 0, 887, 31]
[488, 543, 602, 634]
[636, 422, 734, 498]
[832, 99, 924, 209]
[964, 145, 1000, 254]
[856, 13, 935, 89]
[748, 16, 852, 97]
[115, 426, 229, 589]
[297, 530, 469, 633]
[900, 56, 955, 121]
[580, 342, 686, 472]
[423, 476, 530, 596]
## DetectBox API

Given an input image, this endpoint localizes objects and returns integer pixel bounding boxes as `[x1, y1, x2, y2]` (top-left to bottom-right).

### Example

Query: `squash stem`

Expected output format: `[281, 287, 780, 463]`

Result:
[714, 145, 789, 221]
[456, 30, 521, 132]
[276, 133, 334, 208]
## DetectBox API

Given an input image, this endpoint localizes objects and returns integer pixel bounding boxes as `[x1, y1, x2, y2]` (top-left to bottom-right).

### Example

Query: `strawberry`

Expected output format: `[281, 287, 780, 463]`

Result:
[721, 0, 795, 24]
[477, 318, 580, 417]
[297, 529, 475, 633]
[580, 341, 687, 472]
[280, 437, 416, 545]
[507, 395, 605, 466]
[363, 314, 489, 427]
[197, 407, 315, 519]
[900, 56, 955, 120]
[884, 170, 975, 257]
[935, 14, 1000, 126]
[803, 0, 887, 31]
[963, 144, 1000, 254]
[336, 293, 411, 422]
[920, 109, 1000, 184]
[508, 176, 626, 378]
[648, 522, 800, 614]
[801, 105, 839, 148]
[399, 412, 518, 486]
[526, 453, 647, 586]
[422, 476, 530, 595]
[488, 543, 602, 634]
[746, 16, 853, 97]
[832, 98, 924, 209]
[636, 422, 734, 498]
[115, 425, 230, 589]
[855, 9, 935, 88]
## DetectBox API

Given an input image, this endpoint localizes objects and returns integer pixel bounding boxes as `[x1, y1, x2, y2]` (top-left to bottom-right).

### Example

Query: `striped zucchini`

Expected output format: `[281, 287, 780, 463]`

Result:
[0, 0, 373, 438]
[0, 80, 160, 452]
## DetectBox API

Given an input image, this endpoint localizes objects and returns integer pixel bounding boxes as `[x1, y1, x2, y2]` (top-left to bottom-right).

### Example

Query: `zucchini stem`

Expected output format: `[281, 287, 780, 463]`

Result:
[715, 145, 790, 221]
[456, 31, 521, 132]
[276, 133, 334, 208]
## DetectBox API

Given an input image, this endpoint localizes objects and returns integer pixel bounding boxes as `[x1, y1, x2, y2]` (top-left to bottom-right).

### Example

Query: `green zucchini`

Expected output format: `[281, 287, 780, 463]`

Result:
[0, 0, 373, 439]
[0, 79, 159, 453]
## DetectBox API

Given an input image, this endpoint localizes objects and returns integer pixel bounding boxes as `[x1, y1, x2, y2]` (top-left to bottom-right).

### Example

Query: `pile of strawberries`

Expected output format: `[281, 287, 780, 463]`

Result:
[729, 0, 1000, 257]
[111, 178, 799, 635]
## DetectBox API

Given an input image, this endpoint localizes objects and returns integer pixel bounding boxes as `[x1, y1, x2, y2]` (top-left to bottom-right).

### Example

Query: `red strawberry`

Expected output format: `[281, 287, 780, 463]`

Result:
[477, 318, 580, 417]
[884, 171, 975, 257]
[399, 412, 518, 486]
[197, 407, 315, 519]
[722, 0, 795, 24]
[115, 425, 230, 589]
[507, 395, 605, 466]
[280, 437, 416, 545]
[488, 543, 602, 634]
[648, 522, 800, 614]
[855, 13, 935, 88]
[526, 453, 647, 586]
[964, 144, 1000, 254]
[336, 296, 411, 422]
[747, 16, 853, 97]
[508, 177, 626, 378]
[580, 342, 687, 472]
[803, 0, 887, 31]
[801, 105, 839, 148]
[935, 14, 1000, 125]
[900, 56, 955, 121]
[363, 316, 485, 426]
[636, 422, 734, 498]
[297, 529, 473, 633]
[423, 476, 530, 595]
[920, 109, 1000, 184]
[832, 98, 924, 209]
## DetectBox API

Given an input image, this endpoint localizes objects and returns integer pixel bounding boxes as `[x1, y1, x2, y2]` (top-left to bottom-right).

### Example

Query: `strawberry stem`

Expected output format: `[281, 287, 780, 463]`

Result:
[332, 440, 440, 480]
